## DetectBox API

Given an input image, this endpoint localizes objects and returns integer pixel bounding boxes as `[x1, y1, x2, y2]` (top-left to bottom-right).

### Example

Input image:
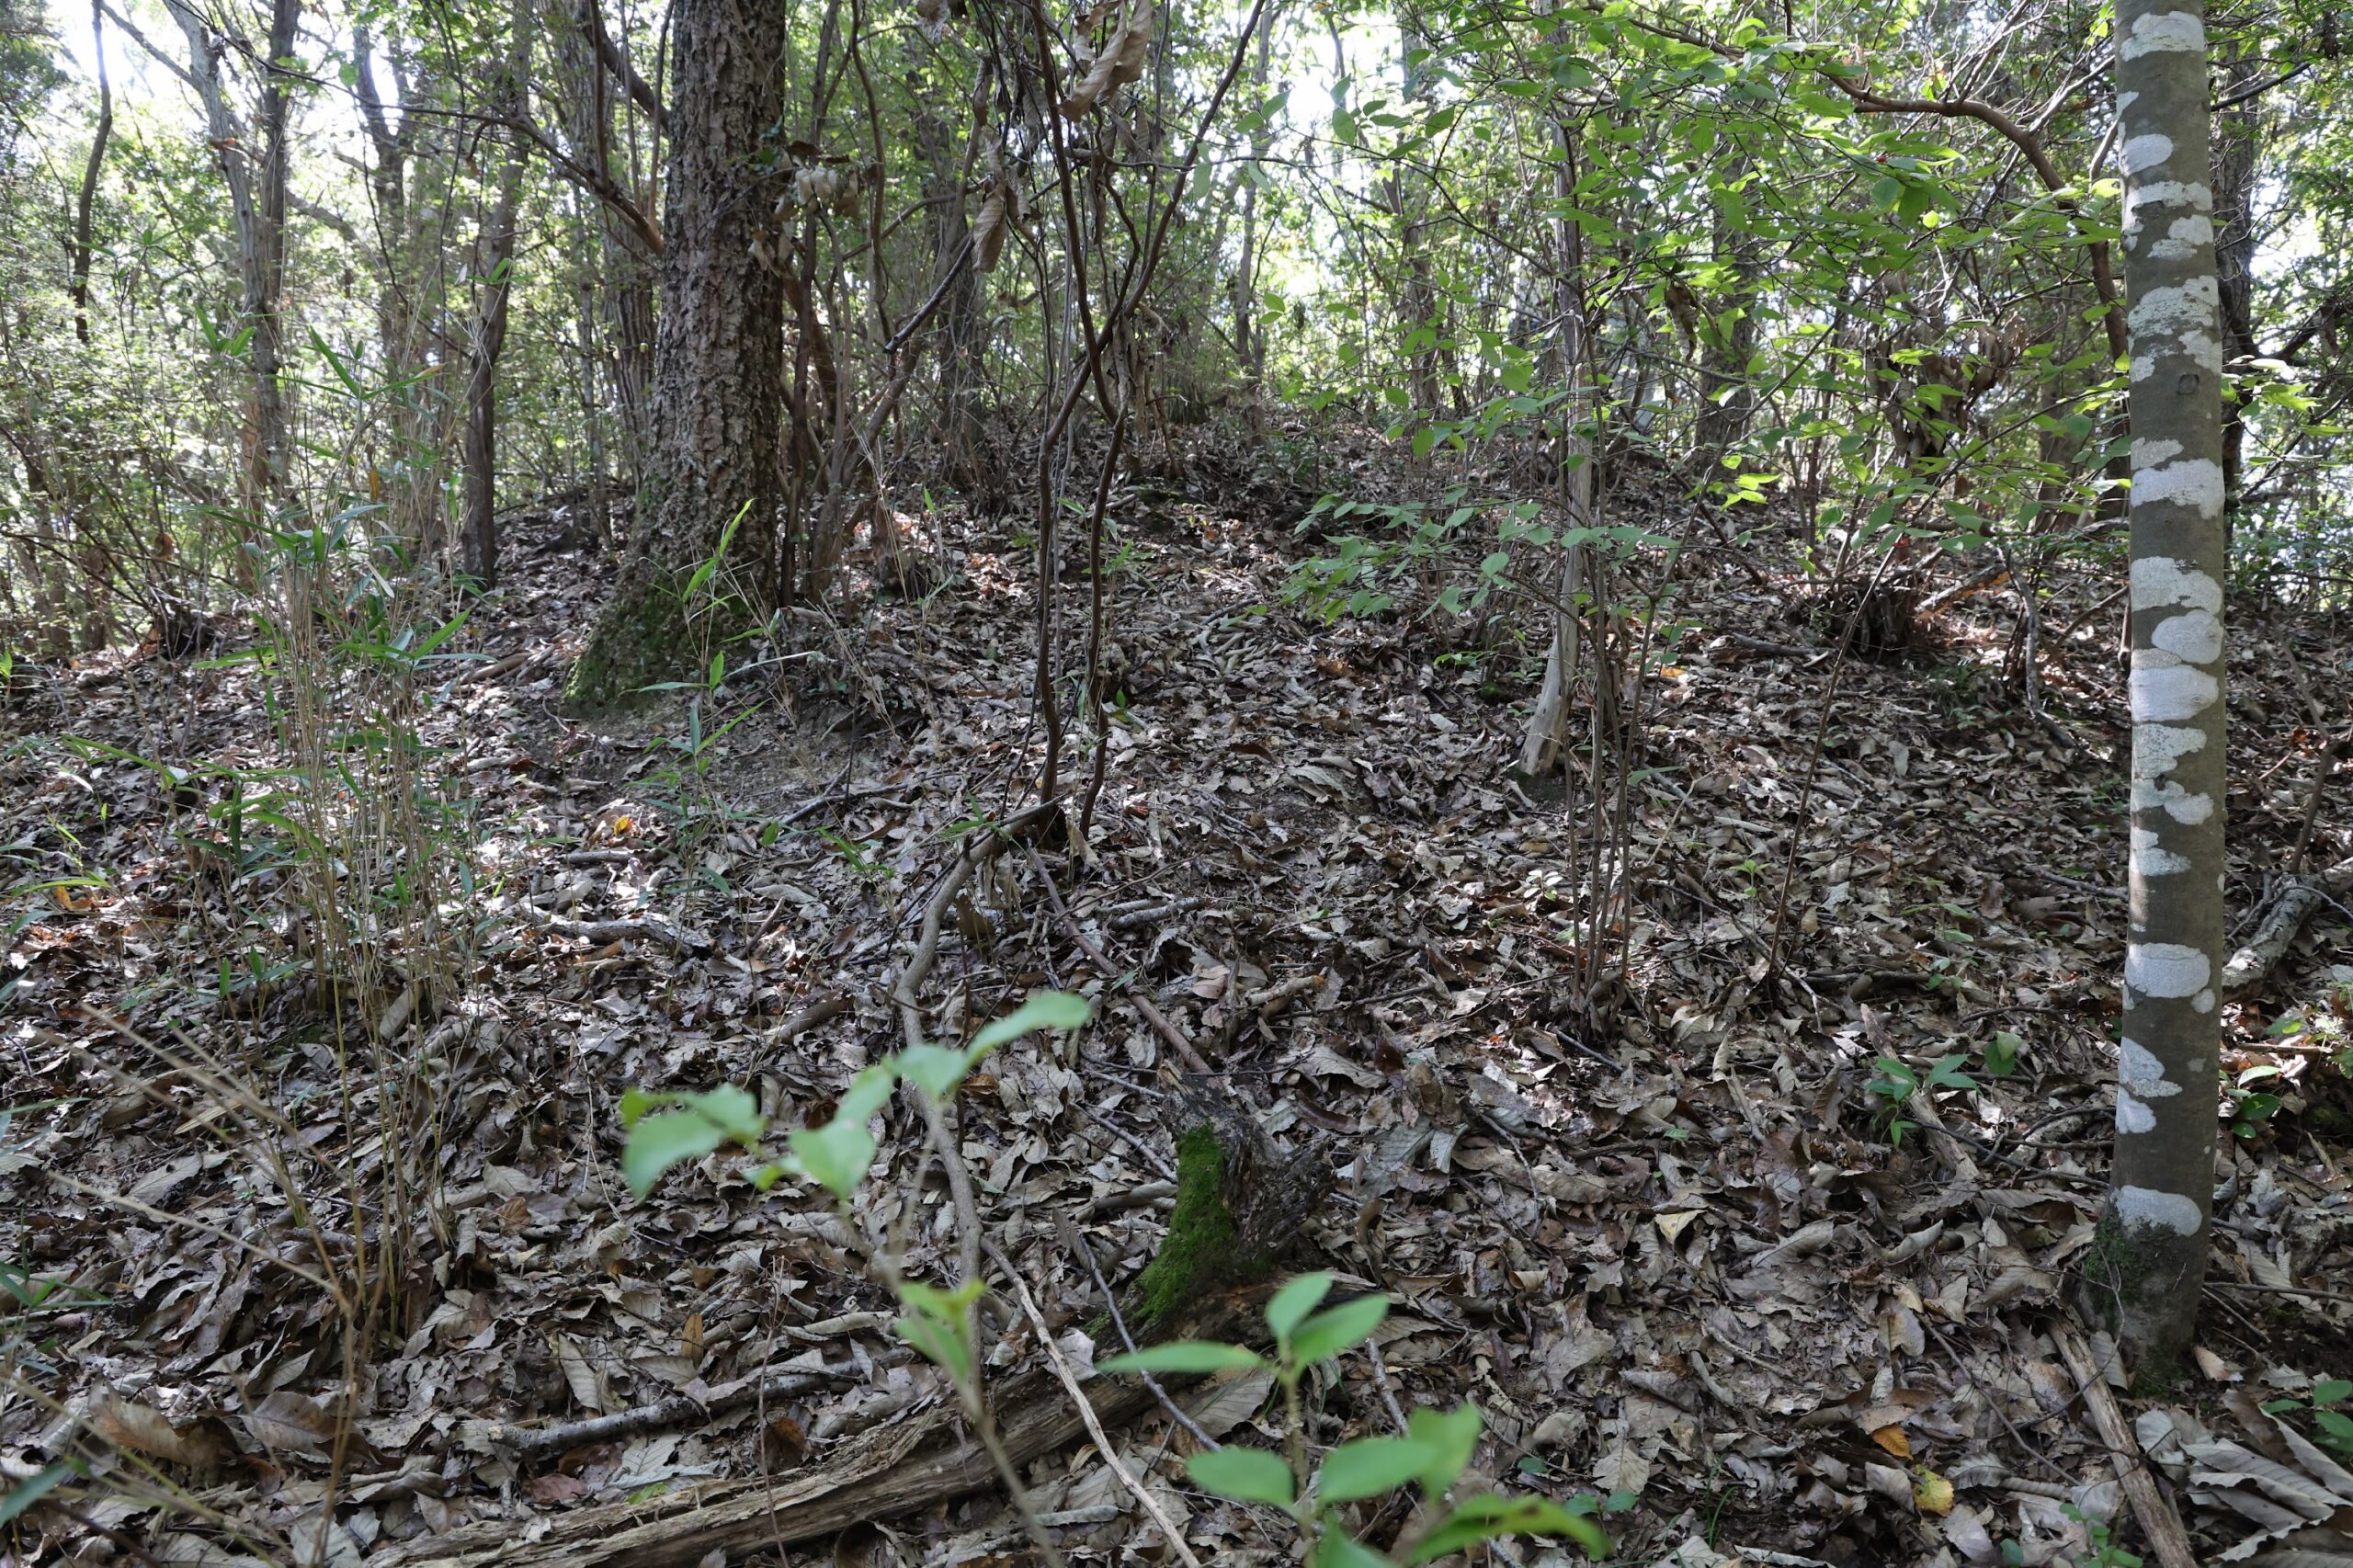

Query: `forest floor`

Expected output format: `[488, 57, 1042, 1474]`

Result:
[10, 426, 2353, 1567]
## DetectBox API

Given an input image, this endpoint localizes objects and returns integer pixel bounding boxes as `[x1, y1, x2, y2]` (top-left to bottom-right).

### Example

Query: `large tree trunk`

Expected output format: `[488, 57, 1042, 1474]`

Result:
[2095, 0, 2229, 1378]
[1692, 158, 1759, 468]
[566, 0, 789, 710]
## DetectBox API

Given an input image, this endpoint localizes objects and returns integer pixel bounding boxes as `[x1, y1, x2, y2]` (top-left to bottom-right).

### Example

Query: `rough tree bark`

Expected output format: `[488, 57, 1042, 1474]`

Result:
[167, 0, 301, 527]
[2094, 0, 2229, 1377]
[565, 0, 789, 710]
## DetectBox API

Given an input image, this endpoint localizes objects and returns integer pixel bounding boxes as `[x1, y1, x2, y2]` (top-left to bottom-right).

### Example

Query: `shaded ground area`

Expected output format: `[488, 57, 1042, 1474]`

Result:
[9, 442, 2353, 1565]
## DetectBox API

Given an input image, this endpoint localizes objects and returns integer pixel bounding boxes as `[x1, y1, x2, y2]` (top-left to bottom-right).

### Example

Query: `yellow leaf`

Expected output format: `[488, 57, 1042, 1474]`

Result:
[1655, 1208, 1704, 1243]
[1870, 1423, 1911, 1459]
[1913, 1466, 1953, 1516]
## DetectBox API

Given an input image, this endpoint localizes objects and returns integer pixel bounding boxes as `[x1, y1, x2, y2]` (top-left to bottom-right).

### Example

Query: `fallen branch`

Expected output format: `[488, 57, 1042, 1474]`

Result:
[2052, 1323, 2199, 1568]
[511, 902, 707, 954]
[1008, 1274, 1203, 1568]
[2222, 854, 2353, 995]
[469, 1363, 859, 1461]
[1026, 846, 1216, 1074]
[889, 801, 1063, 1286]
[770, 989, 851, 1041]
[381, 1374, 1162, 1568]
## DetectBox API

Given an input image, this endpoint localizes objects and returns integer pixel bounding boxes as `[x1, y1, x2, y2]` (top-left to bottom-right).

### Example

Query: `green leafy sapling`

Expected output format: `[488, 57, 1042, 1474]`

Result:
[621, 989, 1093, 1555]
[1101, 1270, 1618, 1564]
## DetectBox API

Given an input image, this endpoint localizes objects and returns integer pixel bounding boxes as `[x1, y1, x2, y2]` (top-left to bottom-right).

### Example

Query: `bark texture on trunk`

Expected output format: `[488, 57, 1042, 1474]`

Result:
[566, 0, 789, 710]
[460, 3, 532, 587]
[2096, 0, 2228, 1377]
[169, 0, 301, 528]
[70, 0, 111, 347]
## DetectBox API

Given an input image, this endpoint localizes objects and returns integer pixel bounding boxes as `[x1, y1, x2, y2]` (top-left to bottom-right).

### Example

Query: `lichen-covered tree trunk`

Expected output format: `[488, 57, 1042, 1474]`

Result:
[2096, 0, 2229, 1376]
[566, 0, 788, 710]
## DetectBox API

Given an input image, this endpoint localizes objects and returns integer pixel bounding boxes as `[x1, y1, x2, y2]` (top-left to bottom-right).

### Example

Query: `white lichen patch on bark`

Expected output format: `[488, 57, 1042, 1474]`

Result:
[2131, 556, 2222, 614]
[2151, 215, 2214, 261]
[2132, 458, 2224, 516]
[2117, 1089, 2157, 1133]
[2127, 942, 2212, 998]
[2127, 276, 2221, 338]
[2114, 1185, 2203, 1235]
[2121, 133, 2175, 173]
[2131, 825, 2193, 875]
[2120, 1038, 2184, 1096]
[2122, 180, 2212, 231]
[2130, 657, 2220, 722]
[2151, 608, 2222, 663]
[2120, 10, 2206, 59]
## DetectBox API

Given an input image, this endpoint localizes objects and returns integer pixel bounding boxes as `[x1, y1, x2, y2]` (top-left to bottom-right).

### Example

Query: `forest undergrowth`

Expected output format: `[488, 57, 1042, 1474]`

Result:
[7, 425, 2353, 1567]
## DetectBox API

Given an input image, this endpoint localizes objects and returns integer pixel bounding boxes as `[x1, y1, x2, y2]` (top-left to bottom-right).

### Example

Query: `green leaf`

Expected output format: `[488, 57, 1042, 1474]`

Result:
[1188, 1446, 1295, 1506]
[1312, 1527, 1393, 1568]
[1266, 1273, 1335, 1343]
[1290, 1294, 1391, 1365]
[2314, 1379, 2353, 1408]
[1319, 1434, 1438, 1503]
[1406, 1403, 1482, 1496]
[1097, 1343, 1267, 1375]
[618, 1086, 672, 1128]
[0, 1461, 74, 1529]
[622, 1110, 730, 1198]
[835, 1064, 897, 1126]
[894, 1312, 970, 1382]
[789, 1118, 877, 1199]
[1407, 1494, 1610, 1563]
[896, 1043, 972, 1101]
[2317, 1408, 2353, 1452]
[970, 990, 1092, 1054]
[1984, 1030, 2022, 1077]
[675, 1085, 765, 1144]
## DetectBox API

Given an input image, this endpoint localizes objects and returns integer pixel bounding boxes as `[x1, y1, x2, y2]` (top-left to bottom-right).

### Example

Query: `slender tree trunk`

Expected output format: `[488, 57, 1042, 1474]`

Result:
[2095, 0, 2229, 1377]
[1519, 120, 1595, 778]
[2210, 37, 2261, 528]
[568, 0, 657, 474]
[460, 5, 532, 587]
[1693, 158, 1759, 468]
[566, 0, 790, 710]
[70, 0, 112, 347]
[1233, 0, 1271, 413]
[168, 0, 301, 531]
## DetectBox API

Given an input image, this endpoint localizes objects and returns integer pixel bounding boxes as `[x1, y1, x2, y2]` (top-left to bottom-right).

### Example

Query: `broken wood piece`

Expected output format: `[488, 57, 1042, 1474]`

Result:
[1108, 896, 1204, 931]
[470, 1363, 859, 1460]
[1245, 972, 1323, 1023]
[2222, 876, 2337, 994]
[2051, 1323, 2199, 1568]
[511, 901, 707, 954]
[769, 988, 851, 1041]
[380, 1371, 1162, 1566]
